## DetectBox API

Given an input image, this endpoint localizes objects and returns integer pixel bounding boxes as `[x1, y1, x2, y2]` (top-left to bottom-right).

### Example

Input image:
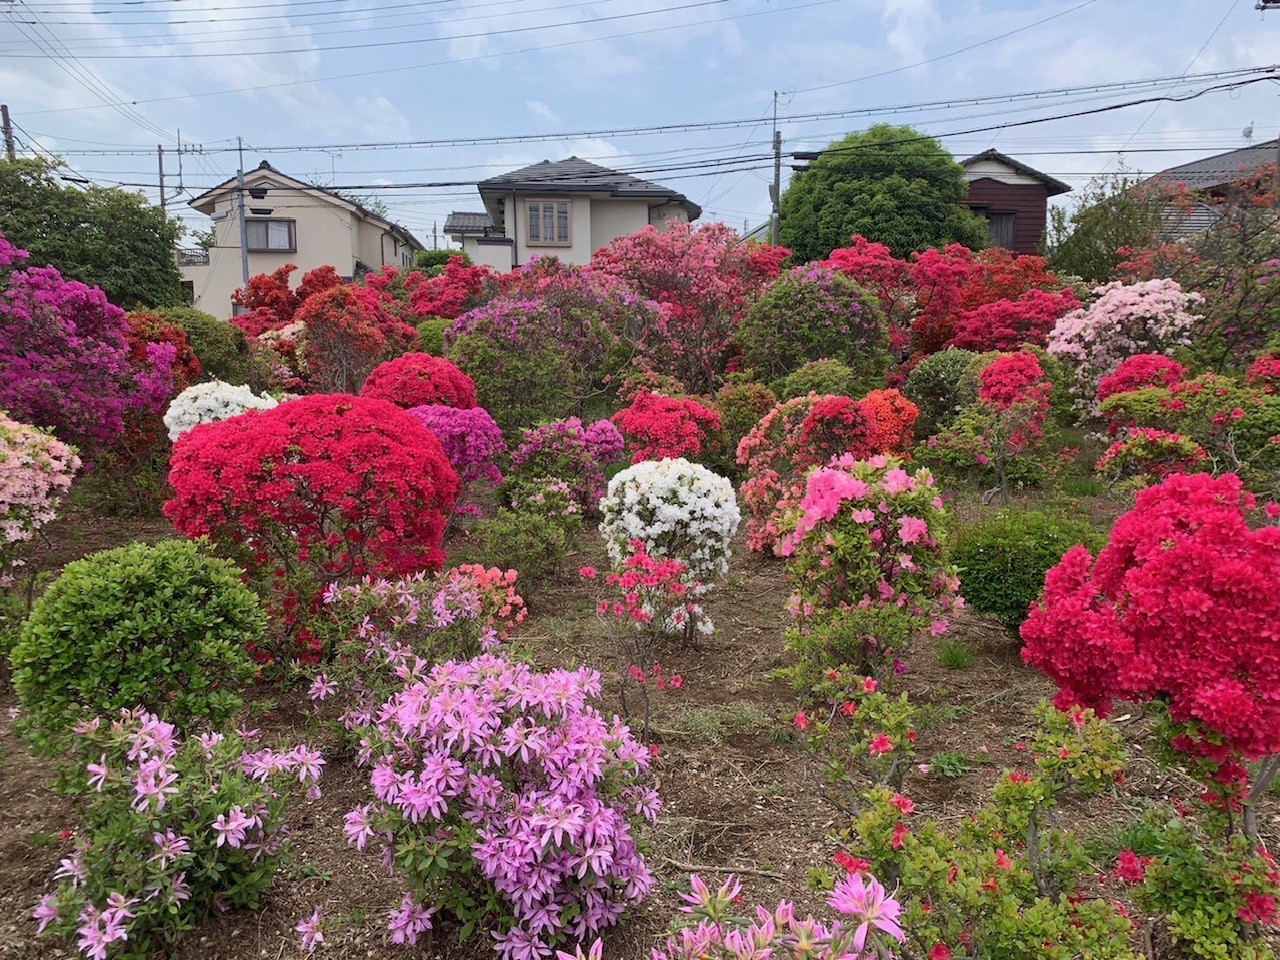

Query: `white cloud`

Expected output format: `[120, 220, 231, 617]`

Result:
[526, 99, 559, 122]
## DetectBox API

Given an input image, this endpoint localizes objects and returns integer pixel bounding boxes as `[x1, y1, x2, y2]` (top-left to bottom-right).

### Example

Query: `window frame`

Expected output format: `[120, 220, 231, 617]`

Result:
[525, 198, 572, 247]
[985, 211, 1017, 250]
[245, 218, 297, 253]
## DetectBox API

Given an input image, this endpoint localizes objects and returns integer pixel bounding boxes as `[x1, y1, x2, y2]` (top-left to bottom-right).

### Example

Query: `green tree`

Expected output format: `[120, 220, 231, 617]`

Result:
[0, 157, 184, 310]
[779, 124, 989, 263]
[1047, 167, 1164, 282]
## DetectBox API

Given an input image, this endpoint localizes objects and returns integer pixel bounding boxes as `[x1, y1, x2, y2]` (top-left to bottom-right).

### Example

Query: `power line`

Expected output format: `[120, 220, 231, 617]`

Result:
[1, 0, 736, 59]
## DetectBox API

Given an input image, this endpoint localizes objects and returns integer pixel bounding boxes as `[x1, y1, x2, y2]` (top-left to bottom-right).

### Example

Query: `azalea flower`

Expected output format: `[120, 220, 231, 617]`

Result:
[826, 873, 905, 952]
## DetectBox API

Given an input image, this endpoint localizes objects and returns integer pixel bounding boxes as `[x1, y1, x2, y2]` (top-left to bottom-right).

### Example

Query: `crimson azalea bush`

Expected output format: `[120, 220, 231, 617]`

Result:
[230, 263, 342, 335]
[779, 454, 960, 679]
[1097, 353, 1187, 403]
[1022, 472, 1280, 837]
[948, 287, 1079, 354]
[165, 394, 458, 662]
[360, 352, 477, 409]
[612, 391, 721, 463]
[1246, 351, 1280, 391]
[407, 255, 492, 320]
[735, 264, 889, 386]
[33, 710, 321, 960]
[346, 654, 659, 959]
[590, 222, 788, 392]
[0, 231, 171, 456]
[0, 413, 80, 588]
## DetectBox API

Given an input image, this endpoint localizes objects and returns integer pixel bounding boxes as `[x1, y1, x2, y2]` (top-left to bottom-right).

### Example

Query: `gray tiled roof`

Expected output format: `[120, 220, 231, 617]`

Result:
[478, 157, 701, 218]
[444, 211, 494, 234]
[1146, 139, 1279, 191]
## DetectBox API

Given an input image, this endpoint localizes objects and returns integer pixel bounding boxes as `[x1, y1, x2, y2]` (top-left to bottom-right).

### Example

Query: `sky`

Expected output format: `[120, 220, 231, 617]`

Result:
[1, 0, 1279, 251]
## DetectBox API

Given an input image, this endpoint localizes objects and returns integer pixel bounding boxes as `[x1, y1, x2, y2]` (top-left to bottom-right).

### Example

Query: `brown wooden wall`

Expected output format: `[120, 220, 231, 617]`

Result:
[961, 177, 1051, 255]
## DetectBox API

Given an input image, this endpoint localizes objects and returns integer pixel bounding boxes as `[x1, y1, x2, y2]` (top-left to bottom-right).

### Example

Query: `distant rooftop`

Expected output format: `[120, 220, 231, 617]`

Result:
[1146, 139, 1280, 191]
[960, 149, 1072, 197]
[444, 211, 494, 234]
[478, 156, 702, 218]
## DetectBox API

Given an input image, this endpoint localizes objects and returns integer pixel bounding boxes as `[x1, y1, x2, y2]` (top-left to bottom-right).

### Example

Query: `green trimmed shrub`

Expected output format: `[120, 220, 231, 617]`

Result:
[773, 358, 858, 401]
[9, 540, 262, 746]
[459, 508, 580, 605]
[951, 510, 1103, 633]
[151, 306, 268, 388]
[414, 317, 450, 355]
[416, 248, 472, 273]
[904, 348, 979, 436]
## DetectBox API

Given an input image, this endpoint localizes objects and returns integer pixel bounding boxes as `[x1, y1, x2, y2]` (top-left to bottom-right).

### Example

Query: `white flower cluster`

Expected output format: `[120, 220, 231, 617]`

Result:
[164, 380, 280, 441]
[600, 457, 741, 587]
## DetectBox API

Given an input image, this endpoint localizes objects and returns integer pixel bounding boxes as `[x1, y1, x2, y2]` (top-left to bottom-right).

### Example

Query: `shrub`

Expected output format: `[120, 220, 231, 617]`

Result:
[860, 388, 919, 453]
[951, 510, 1102, 633]
[1097, 353, 1187, 403]
[0, 413, 80, 586]
[0, 230, 170, 456]
[360, 351, 477, 409]
[1047, 278, 1203, 406]
[461, 507, 579, 599]
[165, 395, 458, 662]
[412, 317, 449, 355]
[163, 380, 279, 441]
[405, 404, 505, 489]
[408, 255, 491, 320]
[1095, 427, 1208, 490]
[125, 311, 201, 394]
[446, 298, 577, 432]
[298, 285, 415, 394]
[33, 711, 320, 959]
[779, 455, 960, 678]
[709, 378, 775, 474]
[774, 357, 859, 401]
[1021, 472, 1280, 837]
[737, 264, 889, 385]
[348, 655, 659, 958]
[9, 540, 261, 744]
[948, 287, 1078, 353]
[600, 458, 740, 616]
[150, 306, 265, 387]
[612, 391, 721, 463]
[415, 248, 472, 272]
[506, 417, 623, 513]
[904, 348, 979, 436]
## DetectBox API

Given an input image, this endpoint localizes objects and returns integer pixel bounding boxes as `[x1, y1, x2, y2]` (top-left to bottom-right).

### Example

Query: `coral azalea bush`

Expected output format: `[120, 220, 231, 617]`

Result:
[348, 654, 658, 959]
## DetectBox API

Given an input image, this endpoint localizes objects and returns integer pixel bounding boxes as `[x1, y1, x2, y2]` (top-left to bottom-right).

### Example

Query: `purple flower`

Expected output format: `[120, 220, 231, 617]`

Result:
[826, 872, 905, 952]
[388, 894, 434, 946]
[86, 754, 109, 792]
[32, 894, 58, 934]
[296, 908, 324, 954]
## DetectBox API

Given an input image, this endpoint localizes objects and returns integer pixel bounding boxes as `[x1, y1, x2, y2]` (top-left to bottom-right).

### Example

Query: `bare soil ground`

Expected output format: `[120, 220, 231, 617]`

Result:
[2, 504, 1276, 960]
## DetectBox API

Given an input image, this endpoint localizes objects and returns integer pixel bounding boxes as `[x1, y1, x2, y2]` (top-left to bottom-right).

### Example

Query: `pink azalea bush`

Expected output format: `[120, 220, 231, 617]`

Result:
[780, 455, 961, 677]
[0, 412, 80, 585]
[346, 654, 659, 959]
[32, 709, 321, 960]
[1047, 279, 1202, 407]
[0, 230, 173, 456]
[507, 417, 625, 513]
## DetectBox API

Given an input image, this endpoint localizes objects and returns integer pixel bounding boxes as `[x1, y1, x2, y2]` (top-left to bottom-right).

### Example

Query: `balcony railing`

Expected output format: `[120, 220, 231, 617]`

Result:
[177, 247, 210, 267]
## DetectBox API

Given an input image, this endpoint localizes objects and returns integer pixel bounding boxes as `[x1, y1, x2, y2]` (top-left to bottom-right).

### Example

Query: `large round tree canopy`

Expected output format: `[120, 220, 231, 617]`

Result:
[779, 124, 990, 263]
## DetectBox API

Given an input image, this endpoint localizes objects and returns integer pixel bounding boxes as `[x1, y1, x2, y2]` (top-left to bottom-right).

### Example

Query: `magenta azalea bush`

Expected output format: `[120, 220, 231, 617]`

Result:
[407, 403, 507, 491]
[0, 411, 80, 585]
[507, 417, 625, 513]
[32, 709, 322, 960]
[346, 654, 659, 958]
[0, 231, 173, 456]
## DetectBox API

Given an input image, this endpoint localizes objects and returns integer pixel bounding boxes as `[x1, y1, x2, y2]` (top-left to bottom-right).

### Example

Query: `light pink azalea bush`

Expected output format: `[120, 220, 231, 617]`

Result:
[1047, 279, 1202, 408]
[32, 709, 322, 960]
[345, 654, 659, 959]
[0, 411, 80, 585]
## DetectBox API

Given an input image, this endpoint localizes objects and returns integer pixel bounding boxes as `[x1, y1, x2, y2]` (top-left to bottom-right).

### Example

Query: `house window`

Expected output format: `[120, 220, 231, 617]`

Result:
[986, 212, 1016, 250]
[526, 199, 571, 245]
[246, 219, 296, 252]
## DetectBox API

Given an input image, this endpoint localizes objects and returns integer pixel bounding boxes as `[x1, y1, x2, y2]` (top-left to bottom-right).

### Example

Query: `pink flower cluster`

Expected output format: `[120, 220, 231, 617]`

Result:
[0, 412, 80, 583]
[407, 403, 506, 487]
[348, 655, 659, 959]
[586, 541, 704, 636]
[612, 391, 722, 463]
[510, 417, 625, 512]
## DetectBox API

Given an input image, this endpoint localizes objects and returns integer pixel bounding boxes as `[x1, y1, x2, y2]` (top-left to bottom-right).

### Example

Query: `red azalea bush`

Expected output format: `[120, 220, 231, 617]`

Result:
[612, 392, 722, 463]
[361, 352, 477, 409]
[165, 394, 459, 661]
[230, 264, 342, 335]
[591, 222, 788, 392]
[978, 350, 1053, 414]
[298, 285, 415, 393]
[1022, 472, 1280, 827]
[823, 235, 913, 330]
[1245, 352, 1280, 392]
[1097, 353, 1188, 403]
[949, 287, 1079, 353]
[859, 388, 919, 453]
[409, 256, 492, 320]
[798, 395, 874, 467]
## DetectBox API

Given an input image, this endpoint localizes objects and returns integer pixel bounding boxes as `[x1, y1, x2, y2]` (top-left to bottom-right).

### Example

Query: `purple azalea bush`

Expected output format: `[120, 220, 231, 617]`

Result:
[407, 403, 506, 487]
[0, 231, 172, 456]
[345, 654, 660, 959]
[508, 418, 625, 513]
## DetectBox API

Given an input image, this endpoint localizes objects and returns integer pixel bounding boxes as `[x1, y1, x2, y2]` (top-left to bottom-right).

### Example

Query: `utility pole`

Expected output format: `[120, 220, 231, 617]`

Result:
[235, 137, 250, 315]
[770, 91, 781, 246]
[433, 221, 439, 250]
[157, 145, 166, 213]
[1, 105, 15, 161]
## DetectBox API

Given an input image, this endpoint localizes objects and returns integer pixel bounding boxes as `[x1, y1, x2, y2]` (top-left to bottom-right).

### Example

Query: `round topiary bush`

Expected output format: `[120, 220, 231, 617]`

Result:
[361, 351, 478, 409]
[9, 539, 262, 744]
[904, 348, 979, 436]
[736, 265, 889, 386]
[951, 510, 1103, 633]
[774, 358, 859, 401]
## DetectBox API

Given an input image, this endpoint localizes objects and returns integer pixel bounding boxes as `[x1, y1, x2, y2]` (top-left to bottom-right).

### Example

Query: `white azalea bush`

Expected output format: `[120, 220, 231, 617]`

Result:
[163, 380, 279, 441]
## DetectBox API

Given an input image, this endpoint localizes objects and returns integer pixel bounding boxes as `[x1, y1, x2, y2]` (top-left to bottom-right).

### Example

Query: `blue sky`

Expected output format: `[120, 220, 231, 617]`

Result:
[2, 0, 1279, 250]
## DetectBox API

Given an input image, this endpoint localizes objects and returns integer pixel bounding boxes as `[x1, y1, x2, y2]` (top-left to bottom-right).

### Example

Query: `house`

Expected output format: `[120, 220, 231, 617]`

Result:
[1143, 138, 1279, 239]
[960, 150, 1072, 255]
[177, 161, 423, 319]
[444, 156, 701, 270]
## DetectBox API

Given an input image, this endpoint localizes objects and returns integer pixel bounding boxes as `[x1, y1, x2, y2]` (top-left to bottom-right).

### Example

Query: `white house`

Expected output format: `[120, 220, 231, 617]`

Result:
[178, 162, 423, 320]
[444, 156, 702, 270]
